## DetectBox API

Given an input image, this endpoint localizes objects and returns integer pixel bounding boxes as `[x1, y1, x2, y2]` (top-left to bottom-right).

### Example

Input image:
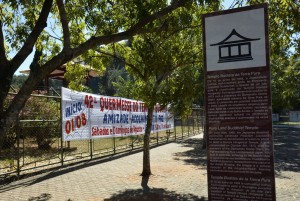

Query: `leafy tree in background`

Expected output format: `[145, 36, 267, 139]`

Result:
[98, 57, 129, 96]
[0, 0, 195, 147]
[11, 74, 28, 90]
[235, 0, 300, 112]
[271, 54, 290, 113]
[113, 34, 203, 176]
[64, 62, 93, 92]
[286, 58, 300, 110]
[273, 57, 300, 112]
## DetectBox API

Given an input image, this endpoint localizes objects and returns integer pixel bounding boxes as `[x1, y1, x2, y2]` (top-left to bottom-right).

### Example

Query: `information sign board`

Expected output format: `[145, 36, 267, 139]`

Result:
[203, 4, 276, 201]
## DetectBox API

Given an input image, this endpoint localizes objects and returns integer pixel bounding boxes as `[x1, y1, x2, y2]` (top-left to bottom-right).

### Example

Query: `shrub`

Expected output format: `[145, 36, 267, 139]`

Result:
[3, 91, 60, 150]
[21, 92, 60, 150]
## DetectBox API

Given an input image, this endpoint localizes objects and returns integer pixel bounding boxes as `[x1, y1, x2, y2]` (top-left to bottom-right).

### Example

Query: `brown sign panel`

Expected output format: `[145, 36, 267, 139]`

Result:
[203, 4, 276, 201]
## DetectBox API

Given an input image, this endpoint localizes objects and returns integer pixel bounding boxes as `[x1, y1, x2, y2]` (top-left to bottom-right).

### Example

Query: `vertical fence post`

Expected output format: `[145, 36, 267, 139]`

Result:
[60, 90, 64, 166]
[202, 114, 204, 131]
[198, 113, 200, 132]
[181, 118, 183, 139]
[22, 135, 25, 166]
[174, 123, 177, 141]
[61, 136, 64, 165]
[156, 107, 159, 144]
[188, 117, 190, 137]
[90, 139, 93, 159]
[199, 110, 202, 132]
[17, 120, 20, 178]
[166, 131, 169, 143]
[113, 137, 116, 154]
[193, 116, 195, 135]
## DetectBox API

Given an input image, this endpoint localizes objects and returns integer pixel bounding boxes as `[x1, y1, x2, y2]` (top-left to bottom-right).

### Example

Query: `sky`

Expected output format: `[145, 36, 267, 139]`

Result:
[14, 0, 234, 75]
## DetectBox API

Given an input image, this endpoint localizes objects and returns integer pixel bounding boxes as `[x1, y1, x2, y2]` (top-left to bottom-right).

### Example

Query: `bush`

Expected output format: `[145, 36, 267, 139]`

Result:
[2, 125, 17, 149]
[3, 91, 60, 150]
[21, 93, 60, 150]
[22, 121, 60, 150]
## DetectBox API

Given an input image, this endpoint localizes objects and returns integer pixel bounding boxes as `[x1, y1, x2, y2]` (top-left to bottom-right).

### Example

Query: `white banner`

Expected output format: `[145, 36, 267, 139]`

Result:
[62, 87, 174, 141]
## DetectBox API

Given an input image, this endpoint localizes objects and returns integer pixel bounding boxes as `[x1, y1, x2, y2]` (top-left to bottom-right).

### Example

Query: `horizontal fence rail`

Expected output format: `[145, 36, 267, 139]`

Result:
[0, 92, 204, 181]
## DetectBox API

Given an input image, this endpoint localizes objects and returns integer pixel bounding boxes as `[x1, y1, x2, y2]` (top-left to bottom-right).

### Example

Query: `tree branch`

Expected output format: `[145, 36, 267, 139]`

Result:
[96, 49, 145, 80]
[11, 0, 53, 72]
[158, 24, 202, 46]
[48, 33, 63, 41]
[156, 72, 170, 87]
[56, 0, 71, 49]
[127, 0, 189, 34]
[41, 0, 193, 85]
[11, 0, 189, 100]
[0, 20, 7, 64]
[72, 0, 190, 58]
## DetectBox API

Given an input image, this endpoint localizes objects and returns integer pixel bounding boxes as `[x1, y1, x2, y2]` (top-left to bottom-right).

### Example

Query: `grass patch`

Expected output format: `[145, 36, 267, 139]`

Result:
[273, 121, 300, 126]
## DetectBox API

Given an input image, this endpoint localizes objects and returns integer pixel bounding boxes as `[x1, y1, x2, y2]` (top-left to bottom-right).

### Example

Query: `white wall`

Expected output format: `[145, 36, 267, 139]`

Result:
[289, 111, 300, 122]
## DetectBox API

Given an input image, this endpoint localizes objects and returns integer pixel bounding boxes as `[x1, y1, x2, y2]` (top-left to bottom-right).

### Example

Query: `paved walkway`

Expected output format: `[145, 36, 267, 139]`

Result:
[0, 129, 299, 200]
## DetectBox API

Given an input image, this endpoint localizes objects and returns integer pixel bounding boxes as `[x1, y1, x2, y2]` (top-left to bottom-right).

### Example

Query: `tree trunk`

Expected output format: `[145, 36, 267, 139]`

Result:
[0, 68, 47, 149]
[0, 70, 15, 149]
[142, 105, 154, 176]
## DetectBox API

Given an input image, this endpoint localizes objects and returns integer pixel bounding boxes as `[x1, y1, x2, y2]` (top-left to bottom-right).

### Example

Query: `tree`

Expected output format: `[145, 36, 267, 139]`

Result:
[0, 0, 193, 148]
[11, 74, 28, 90]
[97, 0, 215, 175]
[120, 34, 203, 176]
[271, 54, 290, 113]
[285, 58, 300, 109]
[232, 0, 300, 112]
[272, 57, 300, 112]
[98, 57, 129, 96]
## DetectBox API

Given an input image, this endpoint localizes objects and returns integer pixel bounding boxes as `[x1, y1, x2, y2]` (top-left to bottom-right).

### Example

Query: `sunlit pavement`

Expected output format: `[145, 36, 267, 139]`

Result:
[0, 129, 299, 201]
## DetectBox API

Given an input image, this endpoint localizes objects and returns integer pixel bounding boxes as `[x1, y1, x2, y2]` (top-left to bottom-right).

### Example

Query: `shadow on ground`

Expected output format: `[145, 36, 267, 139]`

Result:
[0, 148, 146, 192]
[104, 176, 207, 201]
[27, 193, 51, 201]
[104, 189, 207, 201]
[273, 127, 300, 173]
[173, 128, 300, 175]
[173, 137, 207, 169]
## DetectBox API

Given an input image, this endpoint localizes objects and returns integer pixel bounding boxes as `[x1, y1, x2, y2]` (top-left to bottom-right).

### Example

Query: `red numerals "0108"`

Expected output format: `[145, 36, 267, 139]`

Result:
[65, 113, 87, 134]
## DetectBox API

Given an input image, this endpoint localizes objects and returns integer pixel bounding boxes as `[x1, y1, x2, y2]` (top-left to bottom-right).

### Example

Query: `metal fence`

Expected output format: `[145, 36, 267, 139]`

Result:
[0, 92, 204, 180]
